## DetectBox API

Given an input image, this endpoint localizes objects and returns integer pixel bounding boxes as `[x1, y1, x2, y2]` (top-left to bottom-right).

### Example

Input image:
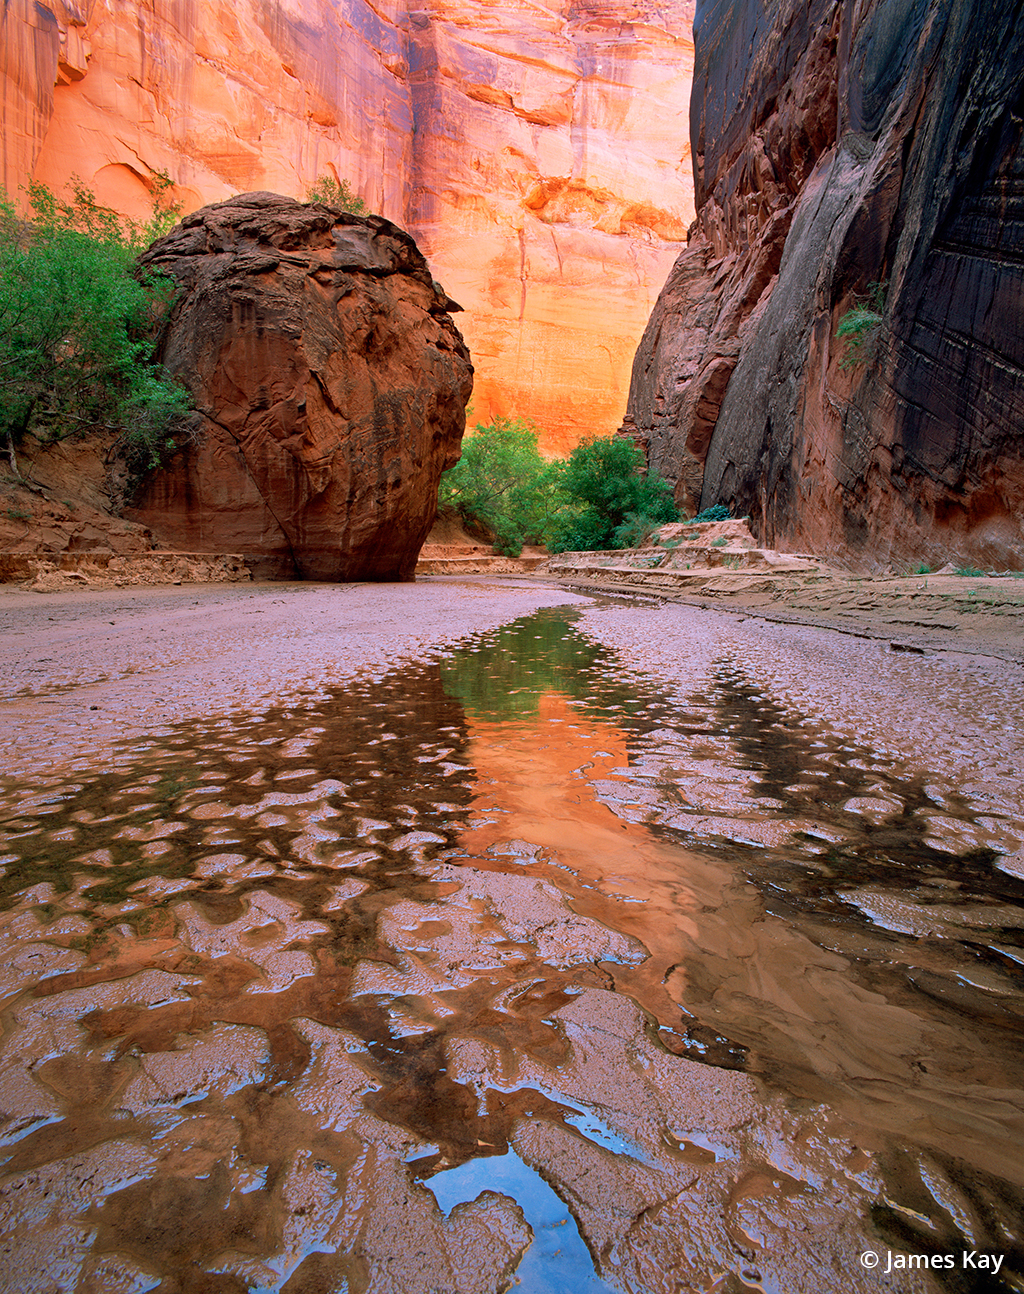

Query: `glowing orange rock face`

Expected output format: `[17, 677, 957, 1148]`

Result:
[1, 0, 694, 453]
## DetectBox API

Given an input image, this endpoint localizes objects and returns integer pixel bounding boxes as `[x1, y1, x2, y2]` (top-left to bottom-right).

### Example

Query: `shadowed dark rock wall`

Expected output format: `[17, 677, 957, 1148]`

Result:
[623, 0, 1024, 570]
[126, 193, 472, 581]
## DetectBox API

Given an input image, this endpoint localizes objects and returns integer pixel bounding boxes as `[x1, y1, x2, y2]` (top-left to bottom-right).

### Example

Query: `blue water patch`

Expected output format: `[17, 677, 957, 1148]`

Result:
[562, 1108, 642, 1161]
[424, 1149, 620, 1294]
[511, 1084, 656, 1167]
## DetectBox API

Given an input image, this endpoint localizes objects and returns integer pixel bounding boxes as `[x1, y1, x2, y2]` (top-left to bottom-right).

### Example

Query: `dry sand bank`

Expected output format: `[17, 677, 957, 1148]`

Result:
[583, 568, 1024, 660]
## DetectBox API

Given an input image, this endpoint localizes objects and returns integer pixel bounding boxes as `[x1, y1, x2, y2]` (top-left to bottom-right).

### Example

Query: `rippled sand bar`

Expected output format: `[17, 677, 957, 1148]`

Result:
[0, 578, 1022, 1293]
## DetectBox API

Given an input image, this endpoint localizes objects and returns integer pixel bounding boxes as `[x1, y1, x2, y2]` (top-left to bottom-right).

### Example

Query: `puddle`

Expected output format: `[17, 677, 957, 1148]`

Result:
[0, 605, 1022, 1291]
[423, 1149, 619, 1293]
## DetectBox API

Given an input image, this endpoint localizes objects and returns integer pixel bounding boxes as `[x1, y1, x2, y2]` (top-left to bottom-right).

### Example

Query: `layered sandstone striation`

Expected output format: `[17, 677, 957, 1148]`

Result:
[2, 0, 695, 452]
[406, 1, 695, 451]
[625, 0, 1024, 571]
[125, 193, 472, 581]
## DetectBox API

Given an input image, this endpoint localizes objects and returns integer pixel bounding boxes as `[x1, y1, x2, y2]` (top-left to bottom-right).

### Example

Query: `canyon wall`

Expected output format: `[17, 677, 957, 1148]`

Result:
[624, 0, 1024, 571]
[1, 0, 695, 454]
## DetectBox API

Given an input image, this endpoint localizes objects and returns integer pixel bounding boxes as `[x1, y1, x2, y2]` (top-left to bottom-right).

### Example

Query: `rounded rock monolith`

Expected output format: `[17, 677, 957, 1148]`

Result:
[127, 192, 473, 580]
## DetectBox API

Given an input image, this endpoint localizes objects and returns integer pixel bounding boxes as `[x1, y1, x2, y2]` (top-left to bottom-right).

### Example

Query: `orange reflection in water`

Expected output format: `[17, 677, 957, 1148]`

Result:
[458, 691, 705, 1016]
[456, 691, 1024, 1189]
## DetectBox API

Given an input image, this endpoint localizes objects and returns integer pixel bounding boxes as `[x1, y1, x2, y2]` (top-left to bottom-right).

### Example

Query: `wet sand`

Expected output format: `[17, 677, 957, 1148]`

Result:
[0, 580, 586, 778]
[0, 577, 1022, 1292]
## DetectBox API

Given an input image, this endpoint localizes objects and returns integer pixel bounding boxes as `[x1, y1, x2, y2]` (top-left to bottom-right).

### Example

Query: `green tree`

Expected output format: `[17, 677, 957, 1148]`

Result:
[439, 415, 554, 556]
[306, 175, 368, 215]
[545, 435, 678, 553]
[0, 176, 190, 479]
[836, 280, 886, 370]
[24, 171, 183, 250]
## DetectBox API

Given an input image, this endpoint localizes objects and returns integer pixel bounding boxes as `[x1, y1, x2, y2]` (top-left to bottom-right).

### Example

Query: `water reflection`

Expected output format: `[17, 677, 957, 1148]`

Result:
[425, 1149, 618, 1294]
[0, 607, 1021, 1291]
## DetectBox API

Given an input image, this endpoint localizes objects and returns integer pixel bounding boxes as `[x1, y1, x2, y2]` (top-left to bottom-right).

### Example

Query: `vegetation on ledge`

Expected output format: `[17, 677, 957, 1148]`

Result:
[305, 175, 368, 214]
[0, 175, 193, 484]
[836, 281, 887, 371]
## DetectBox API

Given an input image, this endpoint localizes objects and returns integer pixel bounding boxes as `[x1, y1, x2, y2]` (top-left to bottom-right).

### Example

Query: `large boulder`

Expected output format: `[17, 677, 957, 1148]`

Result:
[127, 193, 472, 580]
[624, 0, 1024, 572]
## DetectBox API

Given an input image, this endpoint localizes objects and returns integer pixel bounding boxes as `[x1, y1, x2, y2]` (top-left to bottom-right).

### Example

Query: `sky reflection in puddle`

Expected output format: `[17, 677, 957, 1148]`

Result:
[424, 1149, 619, 1294]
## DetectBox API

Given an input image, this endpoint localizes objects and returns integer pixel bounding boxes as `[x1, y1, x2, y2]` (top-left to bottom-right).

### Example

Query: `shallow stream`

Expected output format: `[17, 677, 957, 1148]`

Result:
[1, 598, 1022, 1293]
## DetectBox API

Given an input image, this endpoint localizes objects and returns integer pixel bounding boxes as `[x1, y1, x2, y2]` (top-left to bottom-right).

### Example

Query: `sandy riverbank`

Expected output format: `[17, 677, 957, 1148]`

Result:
[545, 564, 1024, 661]
[0, 578, 589, 780]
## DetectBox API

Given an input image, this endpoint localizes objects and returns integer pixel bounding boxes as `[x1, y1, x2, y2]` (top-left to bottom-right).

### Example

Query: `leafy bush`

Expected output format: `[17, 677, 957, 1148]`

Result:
[439, 426, 678, 557]
[545, 436, 678, 553]
[545, 505, 613, 555]
[25, 172, 182, 249]
[306, 175, 368, 215]
[612, 510, 663, 549]
[836, 281, 886, 370]
[438, 416, 554, 556]
[686, 503, 730, 525]
[0, 176, 191, 478]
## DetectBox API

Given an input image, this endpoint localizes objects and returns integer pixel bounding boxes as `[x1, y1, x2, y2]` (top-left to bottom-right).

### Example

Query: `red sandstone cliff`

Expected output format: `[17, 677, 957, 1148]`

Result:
[625, 0, 1024, 571]
[1, 0, 695, 454]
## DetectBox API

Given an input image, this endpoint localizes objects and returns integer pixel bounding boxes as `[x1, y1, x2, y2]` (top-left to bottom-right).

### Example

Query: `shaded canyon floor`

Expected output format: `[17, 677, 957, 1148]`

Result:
[0, 579, 1022, 1293]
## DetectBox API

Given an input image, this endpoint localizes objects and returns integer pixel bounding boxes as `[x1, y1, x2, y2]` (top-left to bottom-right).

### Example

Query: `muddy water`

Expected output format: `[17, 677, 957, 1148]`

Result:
[1, 599, 1023, 1292]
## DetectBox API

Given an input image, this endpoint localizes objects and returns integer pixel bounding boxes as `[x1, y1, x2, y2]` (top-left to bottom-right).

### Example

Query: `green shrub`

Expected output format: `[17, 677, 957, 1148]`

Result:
[836, 281, 886, 370]
[612, 510, 664, 549]
[439, 415, 554, 556]
[441, 427, 679, 557]
[686, 503, 730, 525]
[24, 171, 182, 249]
[545, 506, 611, 555]
[710, 536, 728, 547]
[545, 436, 677, 553]
[0, 176, 191, 478]
[306, 175, 368, 215]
